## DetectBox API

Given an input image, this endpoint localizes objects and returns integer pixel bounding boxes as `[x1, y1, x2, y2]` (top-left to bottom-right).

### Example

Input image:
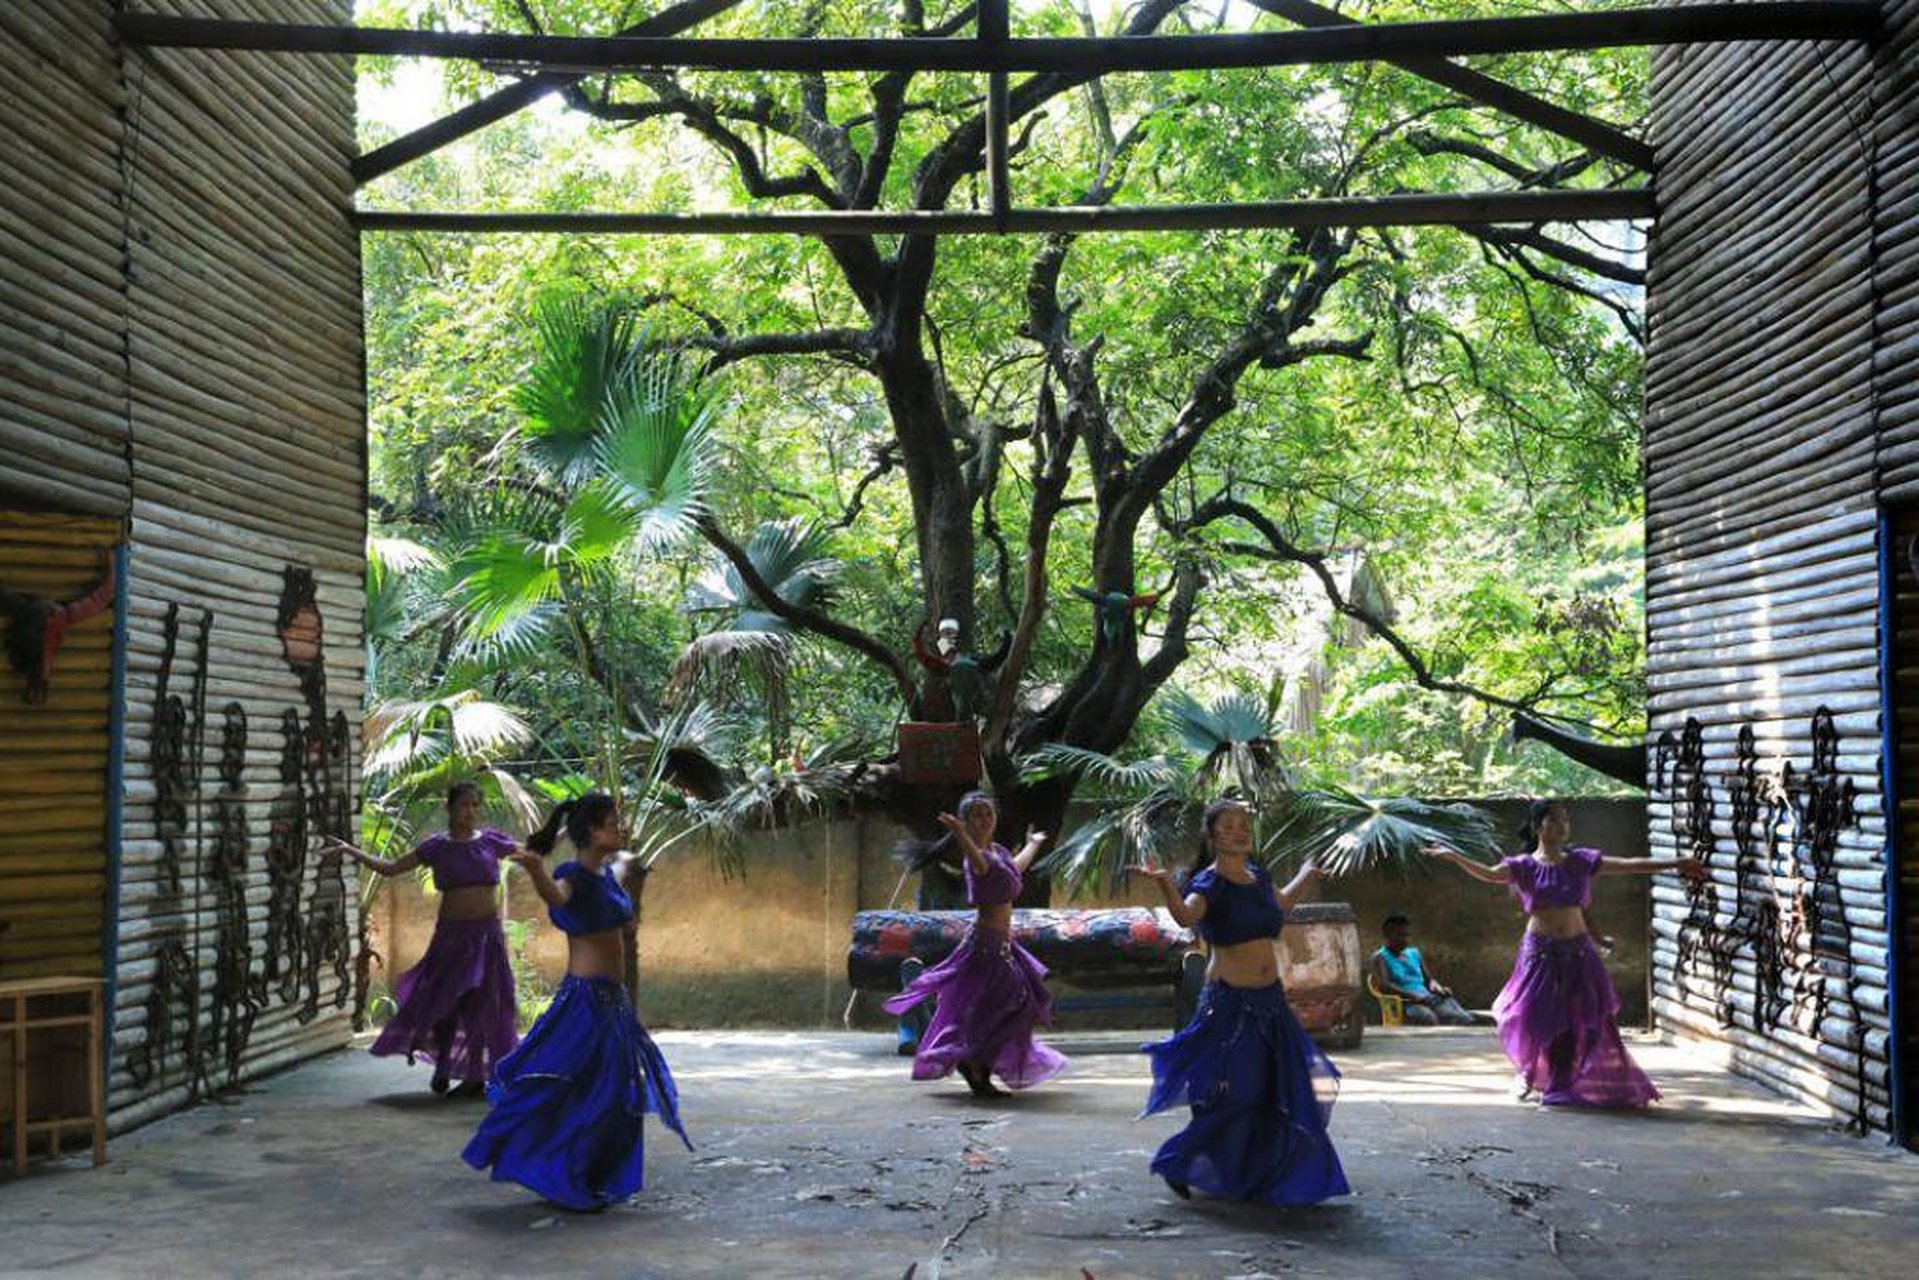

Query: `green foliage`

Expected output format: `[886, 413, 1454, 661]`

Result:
[1261, 787, 1503, 876]
[360, 0, 1652, 831]
[1029, 687, 1295, 895]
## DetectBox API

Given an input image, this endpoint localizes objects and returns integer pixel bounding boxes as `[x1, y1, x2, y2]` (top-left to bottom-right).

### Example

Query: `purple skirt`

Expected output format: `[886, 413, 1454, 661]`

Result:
[1494, 932, 1657, 1108]
[370, 916, 519, 1083]
[882, 923, 1067, 1088]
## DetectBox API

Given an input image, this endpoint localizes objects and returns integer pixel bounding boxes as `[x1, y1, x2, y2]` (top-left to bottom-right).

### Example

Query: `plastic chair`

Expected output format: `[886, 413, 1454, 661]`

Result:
[1368, 974, 1405, 1027]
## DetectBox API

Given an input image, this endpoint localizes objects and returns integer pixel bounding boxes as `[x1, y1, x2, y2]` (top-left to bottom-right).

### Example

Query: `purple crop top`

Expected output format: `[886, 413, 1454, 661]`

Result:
[1501, 846, 1603, 913]
[965, 844, 1022, 907]
[415, 828, 516, 893]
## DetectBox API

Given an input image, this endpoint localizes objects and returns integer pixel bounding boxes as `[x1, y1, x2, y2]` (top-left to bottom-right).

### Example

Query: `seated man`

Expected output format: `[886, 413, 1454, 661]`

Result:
[1372, 914, 1476, 1026]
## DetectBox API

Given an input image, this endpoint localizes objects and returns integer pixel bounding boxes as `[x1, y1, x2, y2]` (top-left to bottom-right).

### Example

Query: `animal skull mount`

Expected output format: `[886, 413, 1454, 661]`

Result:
[0, 552, 116, 704]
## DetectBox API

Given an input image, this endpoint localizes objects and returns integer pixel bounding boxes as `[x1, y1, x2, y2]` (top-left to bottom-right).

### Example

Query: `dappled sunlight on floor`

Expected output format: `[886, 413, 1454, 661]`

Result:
[4, 1026, 1915, 1277]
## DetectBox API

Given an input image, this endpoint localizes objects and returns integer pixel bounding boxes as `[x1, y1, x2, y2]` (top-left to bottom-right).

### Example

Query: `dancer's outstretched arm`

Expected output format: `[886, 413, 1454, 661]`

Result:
[1599, 854, 1708, 882]
[936, 811, 992, 876]
[1011, 826, 1050, 873]
[1128, 859, 1208, 929]
[1422, 844, 1513, 886]
[1275, 861, 1323, 911]
[323, 837, 421, 878]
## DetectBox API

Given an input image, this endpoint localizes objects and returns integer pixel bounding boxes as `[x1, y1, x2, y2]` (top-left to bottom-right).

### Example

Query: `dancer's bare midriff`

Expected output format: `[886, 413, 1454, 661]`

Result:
[1206, 935, 1280, 989]
[437, 884, 503, 922]
[1525, 903, 1589, 940]
[566, 929, 626, 981]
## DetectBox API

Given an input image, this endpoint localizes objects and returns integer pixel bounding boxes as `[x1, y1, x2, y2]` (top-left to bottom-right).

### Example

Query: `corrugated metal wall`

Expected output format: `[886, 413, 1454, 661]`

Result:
[1646, 6, 1905, 1134]
[0, 0, 366, 1133]
[0, 3, 133, 516]
[1873, 0, 1919, 1148]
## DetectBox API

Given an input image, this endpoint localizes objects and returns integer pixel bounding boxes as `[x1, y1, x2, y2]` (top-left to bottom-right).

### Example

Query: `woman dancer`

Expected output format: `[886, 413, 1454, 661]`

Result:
[1133, 798, 1349, 1204]
[1426, 798, 1705, 1107]
[884, 792, 1067, 1097]
[329, 781, 519, 1094]
[462, 793, 690, 1209]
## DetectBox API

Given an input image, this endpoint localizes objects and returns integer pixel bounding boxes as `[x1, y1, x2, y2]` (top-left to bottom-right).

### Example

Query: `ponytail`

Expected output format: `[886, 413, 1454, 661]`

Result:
[526, 800, 577, 856]
[526, 791, 620, 855]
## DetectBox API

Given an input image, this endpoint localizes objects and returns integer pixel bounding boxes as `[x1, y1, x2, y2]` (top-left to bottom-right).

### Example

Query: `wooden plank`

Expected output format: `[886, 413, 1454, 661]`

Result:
[355, 189, 1657, 237]
[116, 5, 1886, 73]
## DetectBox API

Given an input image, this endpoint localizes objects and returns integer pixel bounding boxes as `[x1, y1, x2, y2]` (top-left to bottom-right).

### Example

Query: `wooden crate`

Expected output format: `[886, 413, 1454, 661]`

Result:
[0, 977, 106, 1174]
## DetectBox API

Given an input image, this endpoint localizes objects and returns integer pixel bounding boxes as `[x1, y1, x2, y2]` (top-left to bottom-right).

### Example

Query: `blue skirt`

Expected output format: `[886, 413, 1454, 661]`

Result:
[461, 975, 690, 1210]
[1141, 980, 1349, 1205]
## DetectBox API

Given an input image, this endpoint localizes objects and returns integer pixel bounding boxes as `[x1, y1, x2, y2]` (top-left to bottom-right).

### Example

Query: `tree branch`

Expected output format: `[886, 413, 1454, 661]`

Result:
[1189, 494, 1583, 723]
[1405, 131, 1600, 188]
[1461, 223, 1645, 286]
[688, 327, 877, 373]
[986, 373, 1076, 759]
[563, 79, 845, 206]
[832, 442, 902, 530]
[694, 514, 917, 701]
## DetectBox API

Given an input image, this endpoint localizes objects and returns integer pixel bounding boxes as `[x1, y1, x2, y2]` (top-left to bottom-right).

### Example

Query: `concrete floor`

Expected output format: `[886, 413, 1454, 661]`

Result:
[3, 1028, 1915, 1279]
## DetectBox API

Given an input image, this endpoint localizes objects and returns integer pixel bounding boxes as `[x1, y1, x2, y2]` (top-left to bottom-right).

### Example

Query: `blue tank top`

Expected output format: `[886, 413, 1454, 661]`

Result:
[1186, 864, 1283, 946]
[548, 860, 634, 936]
[1375, 946, 1431, 998]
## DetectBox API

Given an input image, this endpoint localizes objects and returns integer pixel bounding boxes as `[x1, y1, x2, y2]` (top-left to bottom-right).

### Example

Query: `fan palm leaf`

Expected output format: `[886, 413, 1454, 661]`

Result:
[363, 689, 534, 780]
[673, 518, 842, 710]
[686, 517, 841, 624]
[515, 296, 644, 486]
[595, 351, 718, 555]
[1261, 786, 1501, 876]
[1022, 743, 1187, 795]
[365, 535, 443, 682]
[1161, 688, 1291, 797]
[1037, 781, 1198, 898]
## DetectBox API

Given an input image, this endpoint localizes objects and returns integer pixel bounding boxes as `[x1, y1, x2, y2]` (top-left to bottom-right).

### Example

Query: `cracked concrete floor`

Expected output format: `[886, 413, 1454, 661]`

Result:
[3, 1028, 1915, 1278]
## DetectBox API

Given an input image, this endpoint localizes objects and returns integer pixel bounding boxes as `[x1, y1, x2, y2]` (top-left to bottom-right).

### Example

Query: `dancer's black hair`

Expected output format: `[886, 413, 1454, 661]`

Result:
[527, 792, 618, 855]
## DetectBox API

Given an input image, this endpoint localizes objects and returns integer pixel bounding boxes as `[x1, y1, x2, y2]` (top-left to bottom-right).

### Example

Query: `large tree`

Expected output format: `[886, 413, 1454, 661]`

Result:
[360, 0, 1648, 870]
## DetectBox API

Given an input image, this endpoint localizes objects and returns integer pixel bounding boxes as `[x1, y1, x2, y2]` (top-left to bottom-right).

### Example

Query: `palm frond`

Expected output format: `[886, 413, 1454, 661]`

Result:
[1261, 787, 1500, 877]
[368, 535, 441, 576]
[365, 535, 444, 680]
[556, 480, 642, 575]
[482, 767, 546, 835]
[1038, 784, 1197, 898]
[516, 296, 643, 486]
[666, 628, 792, 709]
[594, 349, 718, 554]
[447, 697, 534, 756]
[440, 490, 569, 655]
[685, 517, 841, 620]
[1021, 743, 1186, 794]
[1161, 688, 1291, 797]
[362, 689, 535, 786]
[1163, 688, 1272, 755]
